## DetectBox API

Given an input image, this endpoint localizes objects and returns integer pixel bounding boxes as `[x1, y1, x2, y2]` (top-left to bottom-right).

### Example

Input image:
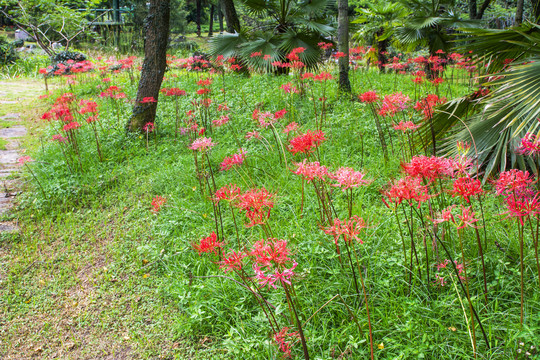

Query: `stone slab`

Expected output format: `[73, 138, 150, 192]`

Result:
[0, 113, 21, 120]
[0, 150, 19, 164]
[0, 126, 27, 138]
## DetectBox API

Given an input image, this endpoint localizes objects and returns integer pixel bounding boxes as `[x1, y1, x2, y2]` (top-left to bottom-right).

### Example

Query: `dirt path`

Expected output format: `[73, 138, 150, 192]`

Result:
[0, 80, 35, 232]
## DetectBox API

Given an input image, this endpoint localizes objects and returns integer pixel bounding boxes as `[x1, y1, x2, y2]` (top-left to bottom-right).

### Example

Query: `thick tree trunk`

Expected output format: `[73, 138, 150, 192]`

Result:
[223, 0, 241, 32]
[128, 0, 170, 132]
[337, 0, 351, 92]
[516, 0, 524, 24]
[196, 0, 202, 36]
[218, 0, 224, 33]
[208, 5, 215, 37]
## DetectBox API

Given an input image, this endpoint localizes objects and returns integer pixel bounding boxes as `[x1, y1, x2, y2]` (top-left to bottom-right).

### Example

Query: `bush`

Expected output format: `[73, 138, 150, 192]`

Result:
[0, 36, 18, 66]
[53, 51, 86, 64]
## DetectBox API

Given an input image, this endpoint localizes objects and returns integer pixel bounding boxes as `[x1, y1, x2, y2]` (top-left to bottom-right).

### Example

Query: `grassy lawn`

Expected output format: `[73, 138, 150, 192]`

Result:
[0, 55, 538, 360]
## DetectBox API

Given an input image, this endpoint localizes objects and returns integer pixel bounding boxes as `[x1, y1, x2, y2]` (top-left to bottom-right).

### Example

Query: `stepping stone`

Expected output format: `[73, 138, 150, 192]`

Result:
[0, 150, 19, 164]
[0, 114, 20, 120]
[0, 126, 27, 138]
[0, 222, 19, 232]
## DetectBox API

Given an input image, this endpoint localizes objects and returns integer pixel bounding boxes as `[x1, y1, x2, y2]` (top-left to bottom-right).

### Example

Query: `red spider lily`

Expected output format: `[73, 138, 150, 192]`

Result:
[412, 76, 424, 84]
[301, 73, 314, 80]
[52, 134, 68, 143]
[291, 159, 328, 182]
[329, 167, 370, 191]
[358, 91, 379, 103]
[79, 100, 98, 114]
[253, 260, 297, 289]
[273, 327, 299, 358]
[86, 115, 99, 124]
[197, 88, 211, 95]
[502, 191, 540, 225]
[18, 156, 32, 165]
[274, 109, 287, 119]
[283, 122, 299, 134]
[140, 97, 157, 104]
[250, 238, 291, 266]
[378, 92, 411, 117]
[321, 216, 367, 244]
[197, 78, 212, 87]
[235, 188, 275, 227]
[217, 103, 230, 111]
[193, 232, 223, 256]
[287, 130, 326, 154]
[256, 111, 277, 128]
[245, 131, 261, 140]
[220, 149, 246, 171]
[230, 64, 242, 71]
[250, 51, 262, 58]
[213, 184, 241, 203]
[456, 206, 479, 229]
[381, 176, 432, 208]
[281, 83, 299, 94]
[414, 94, 446, 119]
[318, 42, 333, 50]
[517, 133, 540, 156]
[333, 52, 346, 58]
[264, 54, 272, 61]
[212, 115, 230, 127]
[63, 122, 82, 132]
[430, 78, 444, 86]
[143, 122, 155, 132]
[402, 155, 454, 182]
[495, 169, 534, 196]
[451, 177, 483, 203]
[219, 250, 247, 272]
[165, 88, 187, 96]
[431, 205, 457, 224]
[393, 121, 419, 132]
[314, 72, 332, 82]
[151, 195, 167, 213]
[189, 137, 216, 151]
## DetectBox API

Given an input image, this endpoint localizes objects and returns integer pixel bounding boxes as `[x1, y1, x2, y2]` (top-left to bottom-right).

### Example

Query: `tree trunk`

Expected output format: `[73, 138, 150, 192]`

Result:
[469, 0, 478, 19]
[218, 0, 224, 33]
[196, 0, 202, 36]
[208, 5, 215, 37]
[128, 0, 170, 132]
[337, 0, 351, 92]
[476, 0, 492, 19]
[516, 0, 524, 24]
[222, 0, 241, 32]
[532, 0, 540, 21]
[376, 28, 388, 72]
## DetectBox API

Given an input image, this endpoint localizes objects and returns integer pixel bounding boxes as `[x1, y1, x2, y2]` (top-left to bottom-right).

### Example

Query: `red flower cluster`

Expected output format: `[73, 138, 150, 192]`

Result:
[220, 149, 246, 171]
[288, 130, 326, 154]
[235, 187, 275, 227]
[193, 232, 223, 256]
[151, 195, 167, 213]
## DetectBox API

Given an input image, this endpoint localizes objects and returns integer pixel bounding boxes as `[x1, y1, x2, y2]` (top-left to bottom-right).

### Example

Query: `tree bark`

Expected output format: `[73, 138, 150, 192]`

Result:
[196, 0, 202, 36]
[376, 28, 388, 72]
[532, 0, 540, 21]
[218, 0, 224, 33]
[222, 0, 241, 32]
[476, 0, 492, 19]
[516, 0, 524, 24]
[128, 0, 170, 132]
[337, 0, 351, 92]
[469, 0, 478, 19]
[208, 4, 215, 37]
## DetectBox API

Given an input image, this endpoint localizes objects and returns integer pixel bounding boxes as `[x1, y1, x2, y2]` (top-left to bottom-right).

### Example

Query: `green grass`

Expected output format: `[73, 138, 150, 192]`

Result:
[1, 59, 539, 359]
